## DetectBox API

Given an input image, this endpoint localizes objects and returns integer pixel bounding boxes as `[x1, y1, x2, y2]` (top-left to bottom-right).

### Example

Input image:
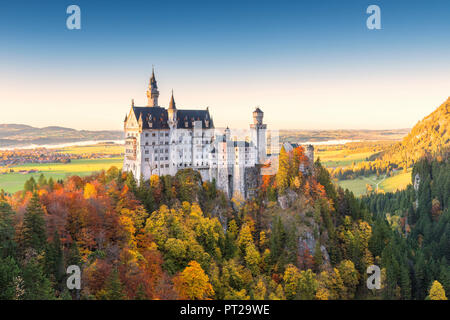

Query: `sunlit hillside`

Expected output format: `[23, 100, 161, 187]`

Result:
[381, 97, 450, 166]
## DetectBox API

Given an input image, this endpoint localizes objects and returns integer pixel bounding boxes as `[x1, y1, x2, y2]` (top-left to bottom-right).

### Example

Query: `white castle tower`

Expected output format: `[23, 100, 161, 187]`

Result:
[250, 107, 267, 164]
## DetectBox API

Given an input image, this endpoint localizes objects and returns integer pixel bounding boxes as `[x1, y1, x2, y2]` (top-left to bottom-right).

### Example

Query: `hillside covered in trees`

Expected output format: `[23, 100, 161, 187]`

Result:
[329, 98, 449, 181]
[0, 145, 447, 300]
[379, 97, 450, 168]
[362, 157, 449, 299]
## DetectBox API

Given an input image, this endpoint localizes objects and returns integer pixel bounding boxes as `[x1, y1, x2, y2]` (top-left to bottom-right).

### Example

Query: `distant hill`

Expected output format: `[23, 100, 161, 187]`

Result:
[380, 97, 450, 165]
[0, 124, 123, 148]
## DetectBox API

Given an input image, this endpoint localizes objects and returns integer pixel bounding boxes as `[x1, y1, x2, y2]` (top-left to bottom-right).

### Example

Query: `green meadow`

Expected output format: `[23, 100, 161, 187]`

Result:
[0, 158, 123, 193]
[336, 169, 412, 197]
[316, 149, 376, 167]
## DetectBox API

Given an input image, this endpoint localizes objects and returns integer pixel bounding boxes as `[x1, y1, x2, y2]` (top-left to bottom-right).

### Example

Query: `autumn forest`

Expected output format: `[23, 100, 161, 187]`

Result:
[0, 138, 448, 300]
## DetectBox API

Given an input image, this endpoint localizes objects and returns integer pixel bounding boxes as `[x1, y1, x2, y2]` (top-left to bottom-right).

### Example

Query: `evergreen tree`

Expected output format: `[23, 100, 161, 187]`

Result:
[21, 192, 47, 254]
[270, 216, 286, 264]
[22, 257, 55, 300]
[99, 269, 125, 300]
[23, 177, 37, 193]
[38, 174, 47, 188]
[67, 241, 81, 266]
[0, 256, 20, 299]
[45, 231, 64, 290]
[0, 200, 17, 258]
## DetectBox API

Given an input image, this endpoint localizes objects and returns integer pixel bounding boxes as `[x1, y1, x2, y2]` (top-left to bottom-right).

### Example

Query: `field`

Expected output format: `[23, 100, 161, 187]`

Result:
[0, 157, 123, 193]
[313, 141, 413, 197]
[56, 143, 124, 155]
[315, 149, 376, 167]
[336, 169, 412, 197]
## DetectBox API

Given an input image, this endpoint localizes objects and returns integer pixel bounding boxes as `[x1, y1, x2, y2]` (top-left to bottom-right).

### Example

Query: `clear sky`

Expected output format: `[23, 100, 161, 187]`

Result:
[1, 0, 449, 130]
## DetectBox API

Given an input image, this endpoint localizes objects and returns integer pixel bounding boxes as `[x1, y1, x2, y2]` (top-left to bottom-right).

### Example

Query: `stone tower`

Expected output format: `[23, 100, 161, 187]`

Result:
[250, 107, 267, 164]
[147, 67, 159, 107]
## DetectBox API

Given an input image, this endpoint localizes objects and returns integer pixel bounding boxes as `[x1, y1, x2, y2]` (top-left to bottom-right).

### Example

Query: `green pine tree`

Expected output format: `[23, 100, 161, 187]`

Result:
[21, 192, 47, 254]
[0, 256, 21, 299]
[99, 269, 125, 300]
[0, 200, 17, 258]
[22, 257, 55, 300]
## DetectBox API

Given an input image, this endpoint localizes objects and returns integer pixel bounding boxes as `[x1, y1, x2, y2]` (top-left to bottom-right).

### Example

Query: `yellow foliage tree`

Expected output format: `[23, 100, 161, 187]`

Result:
[237, 223, 254, 254]
[83, 182, 97, 199]
[244, 244, 261, 276]
[315, 287, 330, 300]
[173, 261, 214, 300]
[276, 146, 290, 194]
[283, 264, 300, 299]
[253, 278, 267, 300]
[428, 281, 447, 300]
[337, 260, 359, 299]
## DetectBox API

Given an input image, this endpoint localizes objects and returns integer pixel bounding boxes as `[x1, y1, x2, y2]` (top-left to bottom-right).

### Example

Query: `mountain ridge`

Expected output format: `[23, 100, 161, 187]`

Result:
[0, 124, 123, 148]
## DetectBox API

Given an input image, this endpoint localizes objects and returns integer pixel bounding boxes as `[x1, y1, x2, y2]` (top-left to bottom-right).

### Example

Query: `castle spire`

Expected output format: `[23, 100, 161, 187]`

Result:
[169, 89, 176, 110]
[167, 89, 177, 126]
[147, 67, 159, 107]
[150, 66, 156, 86]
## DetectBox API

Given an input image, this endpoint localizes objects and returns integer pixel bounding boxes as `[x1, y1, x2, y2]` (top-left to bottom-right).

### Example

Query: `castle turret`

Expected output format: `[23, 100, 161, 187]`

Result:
[224, 126, 231, 142]
[253, 107, 264, 125]
[147, 67, 159, 107]
[168, 90, 177, 126]
[138, 112, 143, 131]
[250, 107, 267, 164]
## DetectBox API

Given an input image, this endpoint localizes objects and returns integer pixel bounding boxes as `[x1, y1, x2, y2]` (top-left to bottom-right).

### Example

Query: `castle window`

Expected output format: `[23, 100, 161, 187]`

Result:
[145, 150, 149, 154]
[145, 158, 149, 162]
[152, 133, 156, 137]
[145, 133, 149, 137]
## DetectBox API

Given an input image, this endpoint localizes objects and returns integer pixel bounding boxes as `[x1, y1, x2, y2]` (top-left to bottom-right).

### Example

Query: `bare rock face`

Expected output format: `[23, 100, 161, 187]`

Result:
[414, 173, 420, 191]
[278, 195, 289, 210]
[211, 204, 229, 231]
[320, 245, 331, 265]
[298, 231, 316, 254]
[277, 189, 298, 209]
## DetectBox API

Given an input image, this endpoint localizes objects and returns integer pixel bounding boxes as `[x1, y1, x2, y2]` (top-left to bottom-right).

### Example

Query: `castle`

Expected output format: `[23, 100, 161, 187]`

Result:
[123, 70, 269, 199]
